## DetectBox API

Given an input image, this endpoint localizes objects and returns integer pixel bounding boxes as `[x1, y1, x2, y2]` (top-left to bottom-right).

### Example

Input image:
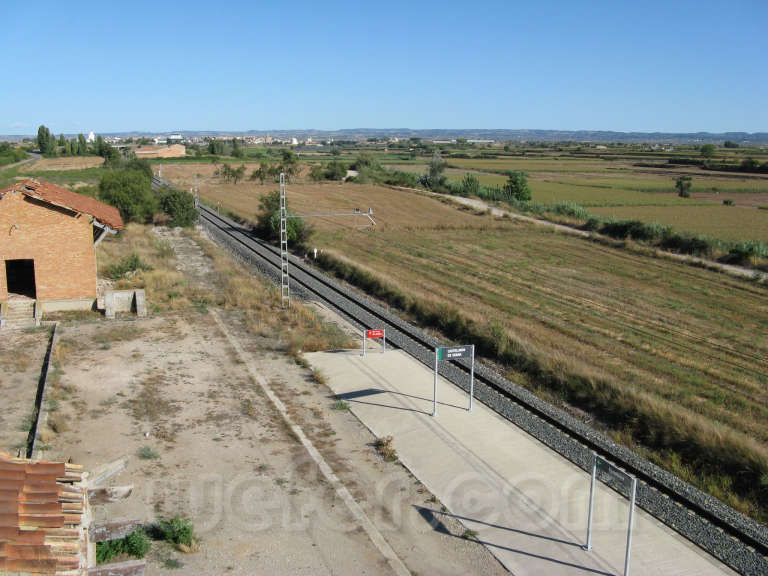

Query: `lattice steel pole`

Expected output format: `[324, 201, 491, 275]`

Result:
[279, 173, 290, 309]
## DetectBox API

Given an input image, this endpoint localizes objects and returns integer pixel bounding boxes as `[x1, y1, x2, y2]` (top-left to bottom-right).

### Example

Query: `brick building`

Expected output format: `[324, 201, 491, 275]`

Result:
[0, 179, 123, 323]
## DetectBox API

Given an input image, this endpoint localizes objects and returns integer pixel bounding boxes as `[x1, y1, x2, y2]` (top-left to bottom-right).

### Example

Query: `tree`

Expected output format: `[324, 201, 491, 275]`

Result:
[279, 149, 299, 181]
[36, 125, 55, 155]
[159, 187, 196, 227]
[255, 190, 312, 246]
[98, 170, 157, 223]
[675, 175, 692, 198]
[57, 134, 66, 147]
[700, 144, 716, 158]
[249, 161, 271, 184]
[426, 151, 446, 188]
[352, 152, 379, 171]
[231, 138, 244, 158]
[231, 164, 246, 184]
[207, 140, 225, 155]
[123, 158, 153, 181]
[77, 134, 87, 155]
[724, 140, 739, 148]
[503, 170, 531, 201]
[309, 164, 325, 182]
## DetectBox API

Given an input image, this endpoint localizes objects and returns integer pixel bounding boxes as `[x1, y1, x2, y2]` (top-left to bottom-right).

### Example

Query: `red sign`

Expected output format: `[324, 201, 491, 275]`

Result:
[366, 329, 384, 339]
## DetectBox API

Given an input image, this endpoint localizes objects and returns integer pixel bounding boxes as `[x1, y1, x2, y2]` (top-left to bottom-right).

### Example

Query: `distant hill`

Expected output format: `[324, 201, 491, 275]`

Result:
[3, 128, 767, 144]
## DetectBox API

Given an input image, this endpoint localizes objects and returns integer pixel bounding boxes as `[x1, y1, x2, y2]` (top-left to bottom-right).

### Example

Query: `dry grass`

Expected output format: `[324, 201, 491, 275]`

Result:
[19, 156, 104, 172]
[374, 435, 397, 462]
[97, 222, 354, 356]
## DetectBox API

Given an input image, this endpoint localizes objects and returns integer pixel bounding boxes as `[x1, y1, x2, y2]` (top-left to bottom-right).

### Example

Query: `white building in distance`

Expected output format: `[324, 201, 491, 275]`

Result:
[86, 131, 96, 143]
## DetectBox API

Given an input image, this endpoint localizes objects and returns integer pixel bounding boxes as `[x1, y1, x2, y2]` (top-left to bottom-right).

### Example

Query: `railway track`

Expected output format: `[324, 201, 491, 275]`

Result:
[152, 177, 767, 574]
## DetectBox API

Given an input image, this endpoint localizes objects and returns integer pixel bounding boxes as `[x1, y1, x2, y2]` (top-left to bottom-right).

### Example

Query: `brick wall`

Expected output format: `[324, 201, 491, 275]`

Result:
[0, 191, 97, 302]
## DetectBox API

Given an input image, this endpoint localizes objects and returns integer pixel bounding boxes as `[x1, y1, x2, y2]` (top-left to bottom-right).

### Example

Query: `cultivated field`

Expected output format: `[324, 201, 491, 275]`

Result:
[172, 166, 768, 519]
[19, 156, 104, 172]
[384, 152, 768, 242]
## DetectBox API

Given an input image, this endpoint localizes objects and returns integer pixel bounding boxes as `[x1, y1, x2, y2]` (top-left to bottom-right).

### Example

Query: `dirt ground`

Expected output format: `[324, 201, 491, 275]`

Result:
[19, 156, 104, 172]
[0, 327, 50, 455]
[43, 228, 507, 575]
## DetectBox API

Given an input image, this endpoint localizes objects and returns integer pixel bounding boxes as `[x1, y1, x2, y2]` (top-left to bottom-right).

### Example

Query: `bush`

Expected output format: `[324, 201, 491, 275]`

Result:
[105, 253, 152, 280]
[308, 164, 325, 182]
[675, 175, 692, 198]
[380, 170, 419, 187]
[160, 187, 197, 227]
[146, 516, 196, 549]
[99, 170, 156, 223]
[460, 173, 481, 197]
[96, 530, 150, 564]
[503, 170, 532, 201]
[324, 159, 347, 181]
[255, 190, 312, 247]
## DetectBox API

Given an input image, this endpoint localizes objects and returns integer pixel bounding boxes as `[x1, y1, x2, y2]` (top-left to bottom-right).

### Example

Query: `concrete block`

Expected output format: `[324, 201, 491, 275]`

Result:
[112, 290, 134, 313]
[134, 290, 147, 317]
[104, 291, 115, 319]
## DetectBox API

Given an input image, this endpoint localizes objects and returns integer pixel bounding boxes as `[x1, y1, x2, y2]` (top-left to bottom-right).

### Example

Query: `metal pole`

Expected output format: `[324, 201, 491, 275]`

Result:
[382, 328, 386, 353]
[279, 173, 290, 309]
[433, 347, 439, 417]
[585, 453, 596, 551]
[362, 329, 366, 357]
[624, 478, 637, 576]
[469, 345, 475, 412]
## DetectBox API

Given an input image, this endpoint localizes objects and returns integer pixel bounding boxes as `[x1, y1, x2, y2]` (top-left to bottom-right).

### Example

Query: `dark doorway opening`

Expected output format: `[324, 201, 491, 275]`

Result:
[5, 259, 36, 298]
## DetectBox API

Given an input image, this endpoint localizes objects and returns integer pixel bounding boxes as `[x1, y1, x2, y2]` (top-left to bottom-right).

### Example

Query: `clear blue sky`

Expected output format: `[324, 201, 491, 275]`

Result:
[3, 0, 766, 134]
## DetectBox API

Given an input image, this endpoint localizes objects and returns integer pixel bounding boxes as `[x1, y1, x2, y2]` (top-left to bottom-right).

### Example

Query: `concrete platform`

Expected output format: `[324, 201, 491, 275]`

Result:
[306, 348, 736, 576]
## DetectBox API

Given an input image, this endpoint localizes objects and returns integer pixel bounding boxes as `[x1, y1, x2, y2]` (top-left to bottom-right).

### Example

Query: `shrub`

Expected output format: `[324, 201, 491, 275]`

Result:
[104, 253, 152, 280]
[676, 175, 692, 198]
[380, 170, 419, 187]
[255, 190, 312, 247]
[374, 435, 397, 462]
[308, 163, 325, 182]
[722, 241, 768, 265]
[138, 445, 159, 460]
[96, 529, 150, 564]
[460, 173, 481, 196]
[723, 199, 734, 206]
[160, 187, 197, 227]
[324, 159, 347, 181]
[99, 170, 156, 223]
[503, 170, 531, 201]
[146, 516, 196, 549]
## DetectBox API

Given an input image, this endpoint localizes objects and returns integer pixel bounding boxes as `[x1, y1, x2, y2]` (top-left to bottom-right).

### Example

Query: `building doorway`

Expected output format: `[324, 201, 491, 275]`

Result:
[5, 259, 36, 298]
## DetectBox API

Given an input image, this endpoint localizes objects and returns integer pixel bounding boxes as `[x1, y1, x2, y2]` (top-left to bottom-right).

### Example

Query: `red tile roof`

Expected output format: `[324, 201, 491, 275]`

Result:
[0, 451, 86, 575]
[1, 179, 124, 230]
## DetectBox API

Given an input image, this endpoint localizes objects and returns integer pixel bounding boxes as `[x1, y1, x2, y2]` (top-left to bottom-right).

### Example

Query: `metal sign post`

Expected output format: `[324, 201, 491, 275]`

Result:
[433, 345, 475, 417]
[585, 453, 638, 576]
[363, 329, 385, 357]
[433, 347, 439, 417]
[468, 345, 475, 412]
